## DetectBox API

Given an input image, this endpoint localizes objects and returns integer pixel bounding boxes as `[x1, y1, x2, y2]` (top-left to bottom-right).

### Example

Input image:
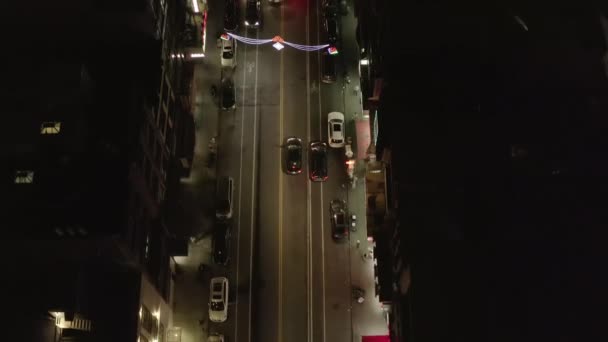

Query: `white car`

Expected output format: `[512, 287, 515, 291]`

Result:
[221, 38, 236, 68]
[209, 277, 229, 322]
[207, 334, 225, 342]
[327, 111, 345, 148]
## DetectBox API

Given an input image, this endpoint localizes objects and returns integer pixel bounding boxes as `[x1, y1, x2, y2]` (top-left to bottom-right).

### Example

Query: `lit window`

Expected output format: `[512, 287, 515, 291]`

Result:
[41, 122, 61, 134]
[15, 170, 34, 184]
[144, 234, 150, 260]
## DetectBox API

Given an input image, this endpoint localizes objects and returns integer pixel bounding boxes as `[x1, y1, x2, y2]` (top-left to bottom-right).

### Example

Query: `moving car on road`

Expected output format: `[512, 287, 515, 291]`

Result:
[309, 141, 328, 182]
[209, 277, 229, 322]
[212, 222, 231, 265]
[327, 111, 345, 148]
[284, 137, 303, 174]
[330, 199, 348, 240]
[220, 78, 236, 110]
[220, 37, 236, 68]
[245, 0, 262, 29]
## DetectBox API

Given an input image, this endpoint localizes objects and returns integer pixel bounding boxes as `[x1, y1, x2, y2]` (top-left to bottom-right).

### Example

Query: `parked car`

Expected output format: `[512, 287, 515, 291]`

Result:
[330, 199, 348, 240]
[284, 137, 303, 174]
[309, 141, 328, 182]
[324, 15, 340, 44]
[212, 222, 230, 265]
[209, 277, 229, 322]
[327, 111, 345, 148]
[221, 37, 236, 68]
[220, 78, 236, 110]
[245, 0, 262, 29]
[207, 334, 225, 342]
[321, 51, 336, 84]
[216, 177, 234, 219]
[224, 0, 239, 32]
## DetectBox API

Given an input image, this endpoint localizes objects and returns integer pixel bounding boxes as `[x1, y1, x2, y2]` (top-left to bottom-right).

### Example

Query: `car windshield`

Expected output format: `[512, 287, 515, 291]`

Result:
[323, 54, 335, 76]
[214, 230, 227, 253]
[223, 49, 233, 59]
[211, 301, 224, 311]
[288, 147, 301, 164]
[222, 85, 235, 106]
[328, 19, 337, 35]
[213, 283, 223, 292]
[336, 213, 345, 225]
[333, 123, 341, 131]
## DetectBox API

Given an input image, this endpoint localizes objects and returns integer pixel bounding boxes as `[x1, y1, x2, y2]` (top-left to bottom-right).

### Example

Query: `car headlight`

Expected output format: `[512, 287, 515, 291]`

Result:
[255, 21, 259, 26]
[245, 21, 249, 26]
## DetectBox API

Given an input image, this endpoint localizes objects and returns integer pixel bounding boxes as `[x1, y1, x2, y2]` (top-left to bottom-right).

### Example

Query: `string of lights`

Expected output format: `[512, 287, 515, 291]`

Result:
[225, 32, 331, 52]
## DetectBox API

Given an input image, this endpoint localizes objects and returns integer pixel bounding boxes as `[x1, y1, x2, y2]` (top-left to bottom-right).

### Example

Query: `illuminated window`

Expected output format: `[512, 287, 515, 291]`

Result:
[144, 233, 150, 260]
[15, 170, 34, 184]
[40, 122, 61, 134]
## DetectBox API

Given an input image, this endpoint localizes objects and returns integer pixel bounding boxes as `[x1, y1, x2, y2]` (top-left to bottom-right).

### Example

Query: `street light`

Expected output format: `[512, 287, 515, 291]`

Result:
[360, 58, 369, 65]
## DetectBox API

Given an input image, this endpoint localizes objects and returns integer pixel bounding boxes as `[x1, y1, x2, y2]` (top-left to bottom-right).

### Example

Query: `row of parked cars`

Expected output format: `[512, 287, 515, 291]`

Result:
[206, 175, 234, 342]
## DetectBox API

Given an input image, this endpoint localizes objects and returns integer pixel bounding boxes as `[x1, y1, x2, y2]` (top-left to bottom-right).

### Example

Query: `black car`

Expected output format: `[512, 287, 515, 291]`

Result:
[309, 141, 328, 182]
[224, 0, 239, 31]
[329, 199, 348, 240]
[212, 222, 231, 265]
[245, 0, 262, 29]
[284, 137, 303, 175]
[321, 51, 336, 84]
[220, 78, 235, 110]
[324, 15, 340, 44]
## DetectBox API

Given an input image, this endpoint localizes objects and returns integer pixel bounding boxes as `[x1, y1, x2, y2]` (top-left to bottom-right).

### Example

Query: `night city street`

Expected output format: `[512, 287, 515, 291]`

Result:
[2, 1, 608, 342]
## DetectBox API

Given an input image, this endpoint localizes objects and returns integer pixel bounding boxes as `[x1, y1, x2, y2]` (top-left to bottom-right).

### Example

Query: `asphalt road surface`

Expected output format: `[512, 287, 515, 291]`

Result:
[214, 1, 357, 342]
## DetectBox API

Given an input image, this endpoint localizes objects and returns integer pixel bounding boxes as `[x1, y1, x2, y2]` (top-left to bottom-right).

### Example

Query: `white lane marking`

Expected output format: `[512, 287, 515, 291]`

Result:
[305, 4, 312, 342]
[314, 1, 327, 340]
[248, 30, 261, 342]
[234, 28, 250, 342]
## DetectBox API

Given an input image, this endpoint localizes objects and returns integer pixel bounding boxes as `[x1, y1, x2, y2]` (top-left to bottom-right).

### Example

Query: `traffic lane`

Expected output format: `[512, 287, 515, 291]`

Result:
[322, 146, 353, 342]
[280, 45, 315, 342]
[311, 54, 353, 342]
[209, 43, 253, 342]
[309, 32, 329, 342]
[250, 6, 283, 341]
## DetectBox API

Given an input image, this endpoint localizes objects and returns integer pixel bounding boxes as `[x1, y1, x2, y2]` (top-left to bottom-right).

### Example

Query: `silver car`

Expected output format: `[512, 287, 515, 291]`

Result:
[221, 38, 236, 69]
[209, 277, 229, 322]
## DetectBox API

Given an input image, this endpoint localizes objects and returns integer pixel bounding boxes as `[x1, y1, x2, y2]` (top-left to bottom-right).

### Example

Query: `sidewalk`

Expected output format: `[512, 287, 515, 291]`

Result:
[172, 0, 225, 341]
[341, 0, 390, 340]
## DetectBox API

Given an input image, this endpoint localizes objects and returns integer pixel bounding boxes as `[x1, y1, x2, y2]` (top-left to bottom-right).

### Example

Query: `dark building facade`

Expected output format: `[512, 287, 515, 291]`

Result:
[356, 2, 608, 342]
[1, 0, 201, 340]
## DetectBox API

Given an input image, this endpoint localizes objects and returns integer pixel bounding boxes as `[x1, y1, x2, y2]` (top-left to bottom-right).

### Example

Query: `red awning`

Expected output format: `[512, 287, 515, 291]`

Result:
[362, 336, 390, 342]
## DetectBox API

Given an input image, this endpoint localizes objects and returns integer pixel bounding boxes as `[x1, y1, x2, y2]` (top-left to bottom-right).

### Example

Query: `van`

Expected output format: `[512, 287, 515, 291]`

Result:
[216, 177, 233, 219]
